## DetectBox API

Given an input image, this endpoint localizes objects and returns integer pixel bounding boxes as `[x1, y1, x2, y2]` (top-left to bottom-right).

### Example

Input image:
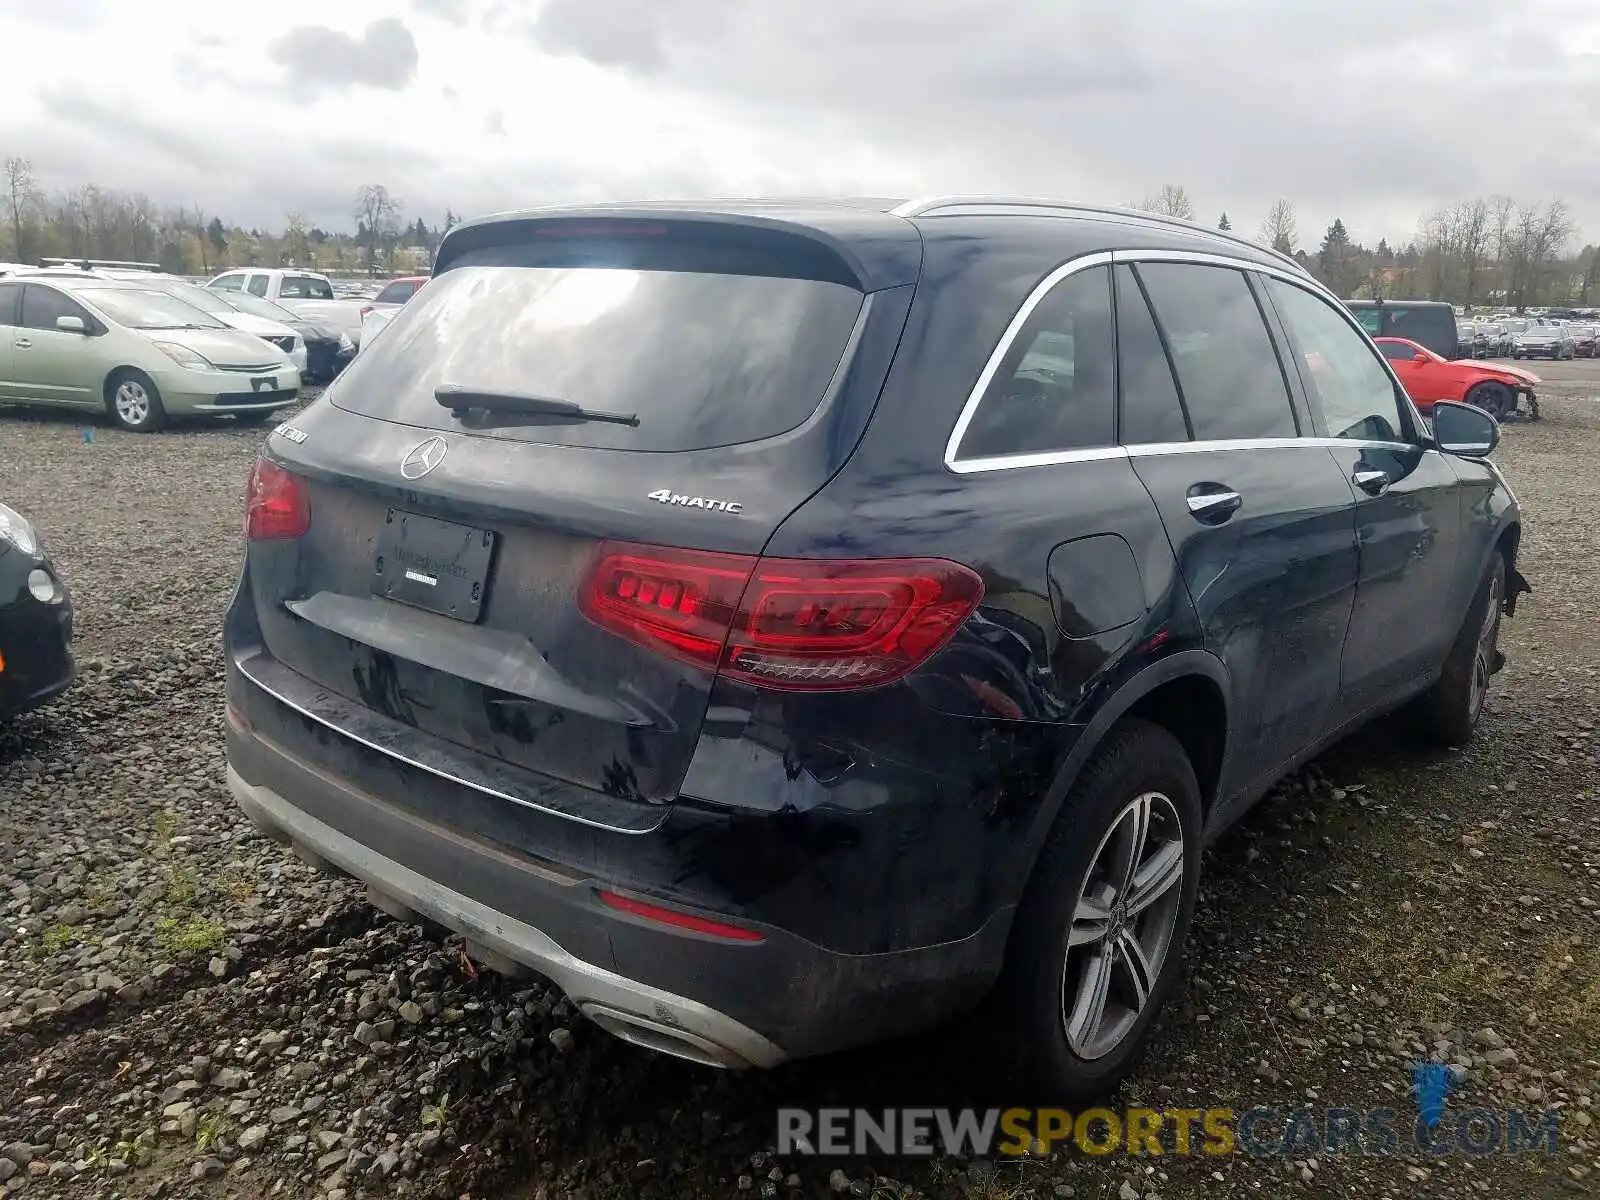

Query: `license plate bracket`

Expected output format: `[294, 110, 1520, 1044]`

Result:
[373, 510, 495, 623]
[251, 376, 278, 393]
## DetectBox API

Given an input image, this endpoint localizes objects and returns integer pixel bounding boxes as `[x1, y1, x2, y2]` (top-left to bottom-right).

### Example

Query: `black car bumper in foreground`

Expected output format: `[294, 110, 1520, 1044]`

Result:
[225, 656, 1006, 1068]
[0, 551, 74, 719]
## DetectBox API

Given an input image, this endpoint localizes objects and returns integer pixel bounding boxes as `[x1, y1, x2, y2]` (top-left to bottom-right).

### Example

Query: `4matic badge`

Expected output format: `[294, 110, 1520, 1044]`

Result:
[647, 488, 743, 515]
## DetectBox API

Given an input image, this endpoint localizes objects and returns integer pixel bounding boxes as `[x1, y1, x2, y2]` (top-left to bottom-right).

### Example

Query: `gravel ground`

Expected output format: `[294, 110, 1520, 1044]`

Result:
[1, 373, 1597, 1200]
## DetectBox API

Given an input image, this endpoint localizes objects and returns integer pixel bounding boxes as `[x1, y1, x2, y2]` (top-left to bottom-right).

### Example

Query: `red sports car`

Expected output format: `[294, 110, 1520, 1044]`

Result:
[1374, 337, 1540, 420]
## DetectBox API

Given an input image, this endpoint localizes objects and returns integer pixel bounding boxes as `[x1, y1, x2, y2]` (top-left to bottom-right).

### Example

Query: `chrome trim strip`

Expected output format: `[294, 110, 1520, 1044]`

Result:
[944, 245, 1421, 475]
[234, 653, 658, 836]
[947, 445, 1127, 475]
[1186, 490, 1241, 513]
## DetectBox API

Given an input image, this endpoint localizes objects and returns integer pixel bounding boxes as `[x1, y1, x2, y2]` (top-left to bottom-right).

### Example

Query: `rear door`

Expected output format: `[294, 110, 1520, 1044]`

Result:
[1120, 257, 1359, 792]
[1263, 277, 1463, 719]
[243, 217, 911, 822]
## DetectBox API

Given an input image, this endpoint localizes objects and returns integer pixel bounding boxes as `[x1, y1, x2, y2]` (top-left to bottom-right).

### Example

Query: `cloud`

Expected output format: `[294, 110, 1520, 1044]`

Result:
[410, 0, 470, 23]
[1, 0, 1598, 245]
[267, 17, 419, 96]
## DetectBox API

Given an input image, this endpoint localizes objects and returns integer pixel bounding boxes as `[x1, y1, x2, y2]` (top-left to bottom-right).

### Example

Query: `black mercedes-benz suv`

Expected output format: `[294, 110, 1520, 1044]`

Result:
[224, 197, 1528, 1096]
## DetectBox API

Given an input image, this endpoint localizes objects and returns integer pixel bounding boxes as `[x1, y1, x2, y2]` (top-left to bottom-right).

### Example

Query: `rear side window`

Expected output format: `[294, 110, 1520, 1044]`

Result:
[376, 280, 418, 304]
[1135, 263, 1298, 440]
[955, 265, 1115, 461]
[330, 263, 865, 452]
[209, 274, 244, 292]
[1113, 265, 1189, 445]
[0, 282, 20, 325]
[247, 276, 269, 297]
[1377, 341, 1417, 362]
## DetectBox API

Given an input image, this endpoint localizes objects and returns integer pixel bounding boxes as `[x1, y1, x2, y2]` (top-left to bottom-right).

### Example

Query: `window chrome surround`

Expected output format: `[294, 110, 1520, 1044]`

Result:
[944, 247, 1422, 475]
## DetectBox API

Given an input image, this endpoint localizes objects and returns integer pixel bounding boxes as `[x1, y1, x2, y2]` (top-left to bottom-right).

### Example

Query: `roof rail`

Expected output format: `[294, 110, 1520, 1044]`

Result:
[889, 195, 1309, 276]
[39, 256, 163, 272]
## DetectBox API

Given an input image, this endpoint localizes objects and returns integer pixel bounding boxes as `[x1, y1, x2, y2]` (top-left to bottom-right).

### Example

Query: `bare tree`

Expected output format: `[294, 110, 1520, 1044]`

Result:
[1503, 198, 1576, 310]
[1580, 245, 1600, 307]
[1453, 198, 1490, 309]
[1259, 199, 1298, 255]
[1137, 184, 1195, 221]
[4, 156, 41, 261]
[283, 211, 309, 266]
[353, 184, 402, 274]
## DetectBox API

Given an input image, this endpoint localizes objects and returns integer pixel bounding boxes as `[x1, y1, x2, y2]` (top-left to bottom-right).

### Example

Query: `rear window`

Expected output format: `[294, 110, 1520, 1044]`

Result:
[330, 264, 865, 451]
[280, 275, 334, 299]
[1386, 307, 1456, 348]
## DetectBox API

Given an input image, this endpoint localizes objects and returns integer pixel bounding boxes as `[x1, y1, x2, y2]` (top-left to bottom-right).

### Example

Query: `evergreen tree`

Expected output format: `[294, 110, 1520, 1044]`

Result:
[1318, 218, 1356, 297]
[1217, 212, 1232, 231]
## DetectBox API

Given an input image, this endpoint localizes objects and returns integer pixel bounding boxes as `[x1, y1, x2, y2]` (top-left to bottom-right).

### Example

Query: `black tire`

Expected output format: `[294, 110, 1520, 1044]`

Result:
[1466, 381, 1512, 419]
[234, 410, 277, 426]
[104, 369, 168, 432]
[985, 719, 1203, 1101]
[1410, 555, 1506, 746]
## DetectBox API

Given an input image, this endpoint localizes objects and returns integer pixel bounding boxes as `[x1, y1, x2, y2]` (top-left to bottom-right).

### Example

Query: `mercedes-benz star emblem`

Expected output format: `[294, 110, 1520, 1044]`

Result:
[400, 436, 448, 480]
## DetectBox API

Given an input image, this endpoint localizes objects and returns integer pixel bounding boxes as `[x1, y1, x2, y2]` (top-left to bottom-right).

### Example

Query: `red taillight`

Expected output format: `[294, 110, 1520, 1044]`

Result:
[599, 890, 765, 942]
[244, 458, 310, 540]
[359, 305, 373, 318]
[578, 542, 984, 691]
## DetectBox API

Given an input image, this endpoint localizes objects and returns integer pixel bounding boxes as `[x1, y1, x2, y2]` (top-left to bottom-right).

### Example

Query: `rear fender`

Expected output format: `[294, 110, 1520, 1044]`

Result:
[1010, 649, 1232, 901]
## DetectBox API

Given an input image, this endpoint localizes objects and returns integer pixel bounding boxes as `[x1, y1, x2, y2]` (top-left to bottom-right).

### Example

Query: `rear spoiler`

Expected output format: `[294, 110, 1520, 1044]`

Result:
[432, 205, 922, 292]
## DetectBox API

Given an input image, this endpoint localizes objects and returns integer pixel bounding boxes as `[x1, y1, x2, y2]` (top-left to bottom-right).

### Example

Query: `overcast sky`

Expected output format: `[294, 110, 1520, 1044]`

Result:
[3, 0, 1599, 250]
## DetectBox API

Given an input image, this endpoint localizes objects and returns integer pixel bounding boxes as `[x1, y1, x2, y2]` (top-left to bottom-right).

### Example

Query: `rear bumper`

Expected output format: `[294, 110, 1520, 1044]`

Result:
[229, 765, 785, 1068]
[225, 700, 1007, 1067]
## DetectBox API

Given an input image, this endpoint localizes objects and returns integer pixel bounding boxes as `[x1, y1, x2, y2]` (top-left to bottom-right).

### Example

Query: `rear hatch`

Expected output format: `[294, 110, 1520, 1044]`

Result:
[241, 211, 919, 826]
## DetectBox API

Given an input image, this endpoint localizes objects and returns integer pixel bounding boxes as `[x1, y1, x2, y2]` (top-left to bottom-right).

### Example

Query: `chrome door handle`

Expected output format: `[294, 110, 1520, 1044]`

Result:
[1184, 489, 1241, 512]
[14, 338, 32, 349]
[1185, 487, 1242, 523]
[1352, 468, 1390, 495]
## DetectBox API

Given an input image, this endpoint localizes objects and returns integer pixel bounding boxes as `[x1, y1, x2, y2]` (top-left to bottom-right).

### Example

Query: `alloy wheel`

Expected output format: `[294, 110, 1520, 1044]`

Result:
[1469, 570, 1503, 722]
[1060, 791, 1185, 1060]
[115, 380, 151, 426]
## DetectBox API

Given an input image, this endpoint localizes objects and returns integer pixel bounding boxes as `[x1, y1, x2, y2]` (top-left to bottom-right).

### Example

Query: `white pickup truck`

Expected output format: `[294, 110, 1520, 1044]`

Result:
[205, 269, 371, 348]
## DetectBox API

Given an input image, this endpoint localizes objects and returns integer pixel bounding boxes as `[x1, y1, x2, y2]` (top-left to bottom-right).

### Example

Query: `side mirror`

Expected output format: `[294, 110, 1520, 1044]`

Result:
[55, 315, 88, 334]
[1433, 400, 1499, 458]
[1411, 352, 1429, 363]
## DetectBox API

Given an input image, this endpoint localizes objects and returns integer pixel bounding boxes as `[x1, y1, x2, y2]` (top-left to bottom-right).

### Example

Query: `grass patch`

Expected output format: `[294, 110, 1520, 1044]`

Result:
[154, 917, 227, 956]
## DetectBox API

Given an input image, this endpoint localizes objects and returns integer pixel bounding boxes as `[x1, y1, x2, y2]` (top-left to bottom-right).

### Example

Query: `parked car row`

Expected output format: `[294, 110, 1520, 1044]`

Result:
[203, 268, 371, 351]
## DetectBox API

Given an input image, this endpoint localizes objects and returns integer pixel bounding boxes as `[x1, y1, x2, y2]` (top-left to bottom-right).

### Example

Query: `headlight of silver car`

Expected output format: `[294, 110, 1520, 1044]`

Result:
[152, 341, 216, 371]
[0, 502, 40, 556]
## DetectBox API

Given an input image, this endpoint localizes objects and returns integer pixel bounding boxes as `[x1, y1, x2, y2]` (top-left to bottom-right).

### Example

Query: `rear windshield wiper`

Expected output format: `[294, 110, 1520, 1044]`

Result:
[434, 385, 639, 427]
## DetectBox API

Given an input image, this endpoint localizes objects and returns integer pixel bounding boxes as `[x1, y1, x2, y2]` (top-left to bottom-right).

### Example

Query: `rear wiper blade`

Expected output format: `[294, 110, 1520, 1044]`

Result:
[435, 384, 639, 427]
